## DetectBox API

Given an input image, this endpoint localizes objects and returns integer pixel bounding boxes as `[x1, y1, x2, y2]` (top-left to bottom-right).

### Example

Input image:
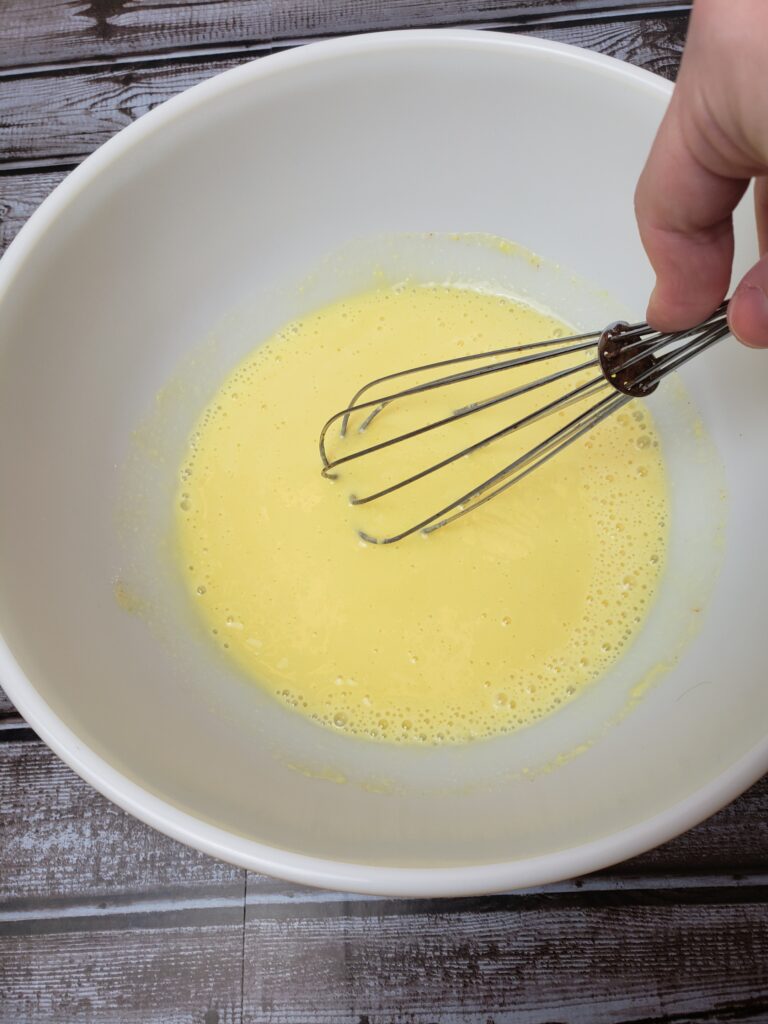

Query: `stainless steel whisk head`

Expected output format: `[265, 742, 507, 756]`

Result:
[319, 302, 730, 544]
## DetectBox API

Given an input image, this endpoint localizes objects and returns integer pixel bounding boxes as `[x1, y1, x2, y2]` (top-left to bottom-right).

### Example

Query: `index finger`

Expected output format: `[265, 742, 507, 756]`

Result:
[634, 96, 748, 331]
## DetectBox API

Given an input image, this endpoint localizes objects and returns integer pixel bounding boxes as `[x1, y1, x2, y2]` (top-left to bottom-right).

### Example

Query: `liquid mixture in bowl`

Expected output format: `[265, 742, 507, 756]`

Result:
[175, 285, 668, 744]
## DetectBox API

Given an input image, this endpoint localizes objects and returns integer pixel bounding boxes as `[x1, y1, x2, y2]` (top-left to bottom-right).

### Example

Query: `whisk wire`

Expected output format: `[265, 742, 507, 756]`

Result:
[320, 342, 600, 474]
[339, 323, 606, 428]
[359, 388, 629, 544]
[321, 301, 732, 544]
[414, 392, 631, 542]
[633, 321, 730, 386]
[351, 372, 608, 506]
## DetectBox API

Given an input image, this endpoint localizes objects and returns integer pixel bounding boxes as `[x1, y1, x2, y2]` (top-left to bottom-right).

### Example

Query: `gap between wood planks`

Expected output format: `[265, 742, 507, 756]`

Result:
[0, 715, 36, 742]
[2, 878, 768, 936]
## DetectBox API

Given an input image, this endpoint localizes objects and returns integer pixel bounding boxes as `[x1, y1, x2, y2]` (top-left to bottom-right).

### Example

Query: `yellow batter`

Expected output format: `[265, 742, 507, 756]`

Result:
[175, 285, 668, 744]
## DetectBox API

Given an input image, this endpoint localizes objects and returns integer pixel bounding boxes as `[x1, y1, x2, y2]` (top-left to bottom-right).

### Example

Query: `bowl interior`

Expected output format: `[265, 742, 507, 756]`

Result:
[0, 31, 766, 890]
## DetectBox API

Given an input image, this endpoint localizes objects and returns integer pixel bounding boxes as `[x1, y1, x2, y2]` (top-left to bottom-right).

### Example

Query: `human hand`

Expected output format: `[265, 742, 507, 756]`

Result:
[635, 0, 768, 347]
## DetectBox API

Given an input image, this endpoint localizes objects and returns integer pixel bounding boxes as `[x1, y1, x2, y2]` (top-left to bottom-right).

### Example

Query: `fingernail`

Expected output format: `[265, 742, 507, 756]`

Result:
[645, 284, 665, 329]
[730, 284, 768, 348]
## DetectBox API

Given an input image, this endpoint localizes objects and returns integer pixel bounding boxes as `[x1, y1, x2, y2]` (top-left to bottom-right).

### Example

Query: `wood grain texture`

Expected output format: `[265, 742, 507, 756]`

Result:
[0, 15, 687, 169]
[0, 170, 69, 257]
[0, 686, 16, 716]
[0, 1, 690, 70]
[0, 925, 243, 1024]
[4, 897, 765, 1024]
[626, 783, 768, 876]
[0, 742, 243, 902]
[241, 898, 768, 1023]
[0, 55, 242, 169]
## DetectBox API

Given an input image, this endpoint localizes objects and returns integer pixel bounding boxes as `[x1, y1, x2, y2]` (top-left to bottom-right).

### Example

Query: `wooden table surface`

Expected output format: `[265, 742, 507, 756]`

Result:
[1, 2, 767, 1021]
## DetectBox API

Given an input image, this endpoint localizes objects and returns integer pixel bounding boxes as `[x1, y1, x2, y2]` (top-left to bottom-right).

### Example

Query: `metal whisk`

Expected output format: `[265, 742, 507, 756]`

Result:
[319, 301, 730, 544]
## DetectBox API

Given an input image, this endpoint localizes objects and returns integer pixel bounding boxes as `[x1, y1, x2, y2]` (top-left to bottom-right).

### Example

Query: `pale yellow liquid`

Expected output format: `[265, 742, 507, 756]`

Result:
[176, 285, 668, 744]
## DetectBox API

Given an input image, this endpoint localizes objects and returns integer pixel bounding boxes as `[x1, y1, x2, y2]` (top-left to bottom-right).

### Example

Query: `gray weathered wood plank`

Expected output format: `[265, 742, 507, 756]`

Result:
[2, 742, 768, 908]
[0, 15, 687, 169]
[0, 55, 241, 170]
[625, 785, 768, 876]
[241, 897, 768, 1023]
[0, 686, 16, 716]
[0, 925, 244, 1024]
[3, 888, 766, 1024]
[0, 741, 243, 902]
[0, 169, 69, 258]
[0, 1, 690, 71]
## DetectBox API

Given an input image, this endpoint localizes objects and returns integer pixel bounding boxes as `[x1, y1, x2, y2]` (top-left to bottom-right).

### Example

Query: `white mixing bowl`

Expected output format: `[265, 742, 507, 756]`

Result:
[1, 30, 767, 897]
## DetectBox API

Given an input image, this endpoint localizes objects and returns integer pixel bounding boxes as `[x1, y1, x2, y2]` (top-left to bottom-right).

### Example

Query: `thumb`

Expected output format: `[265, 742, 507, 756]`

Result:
[635, 94, 748, 332]
[728, 176, 768, 348]
[729, 263, 768, 348]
